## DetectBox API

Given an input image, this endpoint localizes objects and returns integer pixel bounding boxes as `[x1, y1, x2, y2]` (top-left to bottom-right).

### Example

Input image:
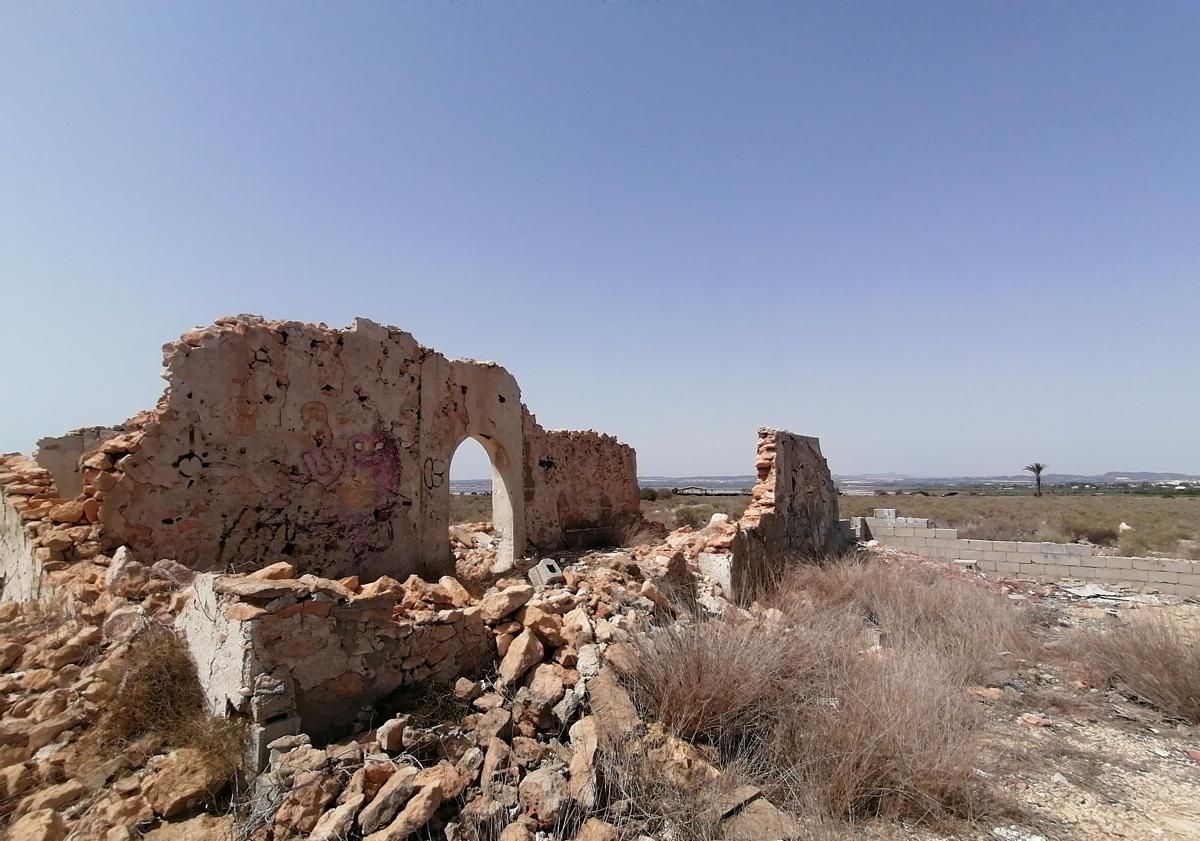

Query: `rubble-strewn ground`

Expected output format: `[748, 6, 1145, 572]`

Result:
[1, 523, 1198, 841]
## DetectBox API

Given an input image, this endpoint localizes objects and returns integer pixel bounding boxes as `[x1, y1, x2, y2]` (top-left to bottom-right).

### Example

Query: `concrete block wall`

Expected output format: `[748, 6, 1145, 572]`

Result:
[859, 509, 1200, 596]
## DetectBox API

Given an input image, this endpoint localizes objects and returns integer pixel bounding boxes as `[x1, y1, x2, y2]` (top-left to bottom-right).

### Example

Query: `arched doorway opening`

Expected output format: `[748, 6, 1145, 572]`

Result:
[447, 435, 516, 573]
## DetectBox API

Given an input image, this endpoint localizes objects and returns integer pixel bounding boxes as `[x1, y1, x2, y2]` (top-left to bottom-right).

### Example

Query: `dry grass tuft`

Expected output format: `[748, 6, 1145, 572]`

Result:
[94, 625, 246, 783]
[1070, 616, 1200, 724]
[765, 648, 983, 821]
[591, 741, 733, 841]
[772, 557, 1032, 683]
[626, 612, 853, 749]
[613, 514, 665, 548]
[622, 557, 1031, 828]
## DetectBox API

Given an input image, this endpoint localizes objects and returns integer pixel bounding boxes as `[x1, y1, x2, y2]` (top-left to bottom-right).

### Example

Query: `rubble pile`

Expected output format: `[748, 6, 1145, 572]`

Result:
[232, 550, 793, 841]
[449, 523, 499, 585]
[0, 524, 776, 841]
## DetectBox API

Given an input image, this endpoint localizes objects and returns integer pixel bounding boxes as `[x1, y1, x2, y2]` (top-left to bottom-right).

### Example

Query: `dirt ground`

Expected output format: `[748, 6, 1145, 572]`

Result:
[901, 565, 1200, 841]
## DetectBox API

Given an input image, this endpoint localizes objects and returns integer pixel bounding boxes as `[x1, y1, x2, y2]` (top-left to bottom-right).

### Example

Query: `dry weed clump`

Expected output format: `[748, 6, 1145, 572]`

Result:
[94, 625, 246, 783]
[621, 557, 1031, 829]
[613, 513, 664, 548]
[1071, 616, 1200, 724]
[765, 648, 982, 821]
[591, 740, 735, 841]
[626, 612, 853, 748]
[773, 557, 1031, 683]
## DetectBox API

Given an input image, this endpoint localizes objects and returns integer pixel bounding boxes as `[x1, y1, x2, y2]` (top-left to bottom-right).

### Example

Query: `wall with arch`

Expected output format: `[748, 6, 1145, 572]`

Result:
[77, 315, 638, 581]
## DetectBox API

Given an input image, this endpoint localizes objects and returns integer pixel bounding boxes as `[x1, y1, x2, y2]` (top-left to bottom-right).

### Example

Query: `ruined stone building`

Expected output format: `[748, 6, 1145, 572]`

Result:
[0, 316, 849, 764]
[9, 316, 642, 587]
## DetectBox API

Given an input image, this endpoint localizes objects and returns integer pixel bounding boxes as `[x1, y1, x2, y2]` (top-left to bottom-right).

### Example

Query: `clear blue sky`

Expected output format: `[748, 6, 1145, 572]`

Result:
[2, 2, 1198, 479]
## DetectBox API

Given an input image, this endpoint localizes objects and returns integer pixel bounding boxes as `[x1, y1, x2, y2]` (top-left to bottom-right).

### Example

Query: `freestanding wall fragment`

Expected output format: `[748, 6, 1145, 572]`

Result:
[728, 428, 847, 601]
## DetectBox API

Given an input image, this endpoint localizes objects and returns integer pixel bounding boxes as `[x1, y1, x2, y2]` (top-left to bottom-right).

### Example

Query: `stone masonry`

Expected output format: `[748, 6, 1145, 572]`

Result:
[694, 428, 850, 603]
[1, 316, 642, 593]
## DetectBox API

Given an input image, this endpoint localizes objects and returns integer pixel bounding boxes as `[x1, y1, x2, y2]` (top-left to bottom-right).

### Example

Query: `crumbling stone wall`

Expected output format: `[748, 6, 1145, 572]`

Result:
[94, 317, 528, 581]
[523, 412, 641, 550]
[180, 569, 494, 764]
[34, 427, 119, 499]
[729, 428, 847, 600]
[0, 454, 106, 603]
[19, 315, 639, 585]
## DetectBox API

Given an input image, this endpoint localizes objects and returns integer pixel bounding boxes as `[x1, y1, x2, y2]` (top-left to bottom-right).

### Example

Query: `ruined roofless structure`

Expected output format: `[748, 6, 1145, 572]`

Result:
[0, 315, 850, 760]
[23, 315, 643, 583]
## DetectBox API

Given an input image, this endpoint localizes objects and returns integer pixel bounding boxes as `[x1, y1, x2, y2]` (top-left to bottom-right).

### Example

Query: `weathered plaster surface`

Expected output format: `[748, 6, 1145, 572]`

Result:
[0, 485, 46, 603]
[82, 316, 639, 581]
[523, 414, 641, 550]
[178, 572, 493, 748]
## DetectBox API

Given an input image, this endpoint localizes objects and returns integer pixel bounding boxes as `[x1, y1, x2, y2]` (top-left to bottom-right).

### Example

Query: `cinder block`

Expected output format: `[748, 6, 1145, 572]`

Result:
[1042, 543, 1067, 555]
[1119, 568, 1149, 582]
[1177, 573, 1200, 588]
[933, 528, 957, 539]
[975, 559, 997, 571]
[982, 550, 1008, 563]
[1104, 556, 1133, 570]
[1042, 564, 1070, 578]
[1132, 558, 1167, 572]
[893, 527, 915, 538]
[957, 549, 982, 561]
[1149, 572, 1180, 584]
[966, 539, 991, 551]
[994, 561, 1019, 575]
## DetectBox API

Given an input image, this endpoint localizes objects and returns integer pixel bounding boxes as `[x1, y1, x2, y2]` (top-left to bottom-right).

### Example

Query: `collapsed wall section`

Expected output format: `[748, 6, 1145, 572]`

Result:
[728, 428, 848, 600]
[179, 570, 494, 766]
[522, 412, 642, 550]
[0, 453, 107, 603]
[34, 427, 120, 499]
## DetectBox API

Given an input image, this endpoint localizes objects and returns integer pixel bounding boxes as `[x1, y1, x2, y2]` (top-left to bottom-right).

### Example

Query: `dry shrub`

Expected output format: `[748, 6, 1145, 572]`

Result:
[772, 557, 1031, 683]
[1071, 616, 1200, 724]
[95, 625, 246, 783]
[613, 514, 664, 549]
[591, 741, 733, 841]
[622, 558, 1029, 827]
[1060, 517, 1118, 546]
[626, 612, 852, 749]
[765, 649, 982, 821]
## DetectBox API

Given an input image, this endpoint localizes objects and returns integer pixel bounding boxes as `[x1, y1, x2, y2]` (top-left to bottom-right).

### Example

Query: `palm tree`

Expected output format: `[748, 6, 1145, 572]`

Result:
[1024, 462, 1047, 497]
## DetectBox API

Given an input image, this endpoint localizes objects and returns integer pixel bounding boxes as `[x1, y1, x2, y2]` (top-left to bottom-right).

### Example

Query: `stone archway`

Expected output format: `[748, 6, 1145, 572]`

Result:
[446, 434, 519, 571]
